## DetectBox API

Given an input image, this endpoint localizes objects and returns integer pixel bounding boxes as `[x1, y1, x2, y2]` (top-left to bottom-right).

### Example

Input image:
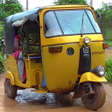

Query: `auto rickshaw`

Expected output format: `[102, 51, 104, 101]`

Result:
[4, 4, 108, 110]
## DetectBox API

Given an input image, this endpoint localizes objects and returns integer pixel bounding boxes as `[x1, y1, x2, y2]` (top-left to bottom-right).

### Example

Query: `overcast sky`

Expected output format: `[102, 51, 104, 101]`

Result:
[19, 0, 112, 10]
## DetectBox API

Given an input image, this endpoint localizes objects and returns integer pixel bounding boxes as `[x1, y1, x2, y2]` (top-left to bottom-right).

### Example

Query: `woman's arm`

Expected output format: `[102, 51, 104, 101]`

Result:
[15, 39, 22, 50]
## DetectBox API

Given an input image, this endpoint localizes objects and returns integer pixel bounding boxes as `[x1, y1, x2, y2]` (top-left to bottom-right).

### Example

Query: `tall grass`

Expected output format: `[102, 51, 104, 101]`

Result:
[105, 57, 112, 83]
[104, 28, 112, 46]
[104, 29, 112, 40]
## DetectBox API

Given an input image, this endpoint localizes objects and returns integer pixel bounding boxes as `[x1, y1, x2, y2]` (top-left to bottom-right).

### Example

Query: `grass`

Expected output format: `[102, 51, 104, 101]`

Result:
[0, 52, 4, 73]
[104, 28, 112, 46]
[103, 28, 112, 41]
[105, 40, 112, 46]
[105, 56, 112, 83]
[102, 28, 112, 82]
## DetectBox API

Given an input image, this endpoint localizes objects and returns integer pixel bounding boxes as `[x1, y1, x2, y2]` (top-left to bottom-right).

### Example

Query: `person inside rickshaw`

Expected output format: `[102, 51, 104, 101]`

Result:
[13, 26, 26, 83]
[13, 18, 41, 83]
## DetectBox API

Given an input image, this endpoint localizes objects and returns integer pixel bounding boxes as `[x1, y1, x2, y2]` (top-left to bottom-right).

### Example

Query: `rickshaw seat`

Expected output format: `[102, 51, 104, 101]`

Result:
[30, 56, 42, 60]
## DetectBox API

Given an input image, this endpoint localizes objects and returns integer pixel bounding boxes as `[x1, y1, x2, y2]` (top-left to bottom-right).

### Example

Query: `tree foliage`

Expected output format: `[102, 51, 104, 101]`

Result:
[97, 3, 112, 40]
[0, 21, 3, 37]
[56, 0, 86, 5]
[0, 0, 23, 21]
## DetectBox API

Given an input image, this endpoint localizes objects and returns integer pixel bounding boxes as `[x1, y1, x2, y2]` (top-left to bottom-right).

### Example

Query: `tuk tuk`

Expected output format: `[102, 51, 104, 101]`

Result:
[4, 4, 108, 110]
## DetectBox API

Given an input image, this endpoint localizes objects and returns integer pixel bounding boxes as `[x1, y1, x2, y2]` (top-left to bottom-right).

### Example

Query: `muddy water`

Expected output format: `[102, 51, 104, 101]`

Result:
[0, 49, 112, 112]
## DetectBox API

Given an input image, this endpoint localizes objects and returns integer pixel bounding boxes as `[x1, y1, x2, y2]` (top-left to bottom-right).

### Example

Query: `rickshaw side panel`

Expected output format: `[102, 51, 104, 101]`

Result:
[5, 55, 24, 86]
[24, 58, 44, 86]
[5, 55, 44, 88]
[41, 35, 105, 93]
[6, 55, 18, 77]
[91, 41, 105, 68]
[42, 43, 80, 93]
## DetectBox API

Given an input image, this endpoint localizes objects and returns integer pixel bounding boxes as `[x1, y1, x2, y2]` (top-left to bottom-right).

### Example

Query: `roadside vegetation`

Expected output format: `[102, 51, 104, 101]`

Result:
[0, 0, 23, 73]
[105, 57, 112, 83]
[98, 3, 112, 83]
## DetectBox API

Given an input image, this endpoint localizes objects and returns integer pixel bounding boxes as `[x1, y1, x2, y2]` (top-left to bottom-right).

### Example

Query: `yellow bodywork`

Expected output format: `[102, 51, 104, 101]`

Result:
[39, 5, 106, 93]
[5, 5, 106, 94]
[79, 72, 107, 83]
[6, 71, 15, 85]
[6, 55, 44, 89]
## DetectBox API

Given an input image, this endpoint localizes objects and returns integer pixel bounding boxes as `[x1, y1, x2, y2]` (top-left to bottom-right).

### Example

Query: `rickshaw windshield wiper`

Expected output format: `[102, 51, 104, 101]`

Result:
[80, 13, 84, 37]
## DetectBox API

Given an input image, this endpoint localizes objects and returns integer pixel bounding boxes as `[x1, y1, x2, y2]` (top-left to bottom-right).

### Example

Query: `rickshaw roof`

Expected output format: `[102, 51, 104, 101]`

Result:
[5, 4, 90, 23]
[6, 7, 42, 23]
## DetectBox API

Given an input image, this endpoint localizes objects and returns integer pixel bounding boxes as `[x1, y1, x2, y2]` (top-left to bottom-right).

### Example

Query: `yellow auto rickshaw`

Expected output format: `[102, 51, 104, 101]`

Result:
[4, 4, 108, 110]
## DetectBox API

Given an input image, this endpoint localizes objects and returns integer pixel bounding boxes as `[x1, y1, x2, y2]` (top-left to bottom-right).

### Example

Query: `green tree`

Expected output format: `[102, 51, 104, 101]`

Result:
[97, 3, 112, 40]
[0, 21, 3, 37]
[56, 0, 86, 5]
[0, 0, 23, 21]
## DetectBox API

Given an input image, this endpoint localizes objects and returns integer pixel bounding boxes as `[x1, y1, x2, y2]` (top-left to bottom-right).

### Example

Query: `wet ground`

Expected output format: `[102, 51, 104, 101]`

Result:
[0, 49, 112, 112]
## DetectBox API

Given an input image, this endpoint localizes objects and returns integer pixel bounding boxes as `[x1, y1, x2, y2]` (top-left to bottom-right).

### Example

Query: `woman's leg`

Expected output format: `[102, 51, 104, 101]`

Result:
[18, 52, 24, 82]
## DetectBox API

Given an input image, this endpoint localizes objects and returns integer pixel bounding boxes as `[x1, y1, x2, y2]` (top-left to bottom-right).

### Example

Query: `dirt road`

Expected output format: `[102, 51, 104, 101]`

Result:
[0, 49, 112, 112]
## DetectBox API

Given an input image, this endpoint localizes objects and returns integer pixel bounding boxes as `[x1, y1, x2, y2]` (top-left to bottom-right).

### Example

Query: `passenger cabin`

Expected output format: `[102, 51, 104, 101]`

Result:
[4, 8, 42, 58]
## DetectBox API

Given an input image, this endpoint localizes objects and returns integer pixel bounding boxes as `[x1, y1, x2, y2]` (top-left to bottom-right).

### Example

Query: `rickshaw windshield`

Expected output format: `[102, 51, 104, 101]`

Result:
[44, 9, 101, 37]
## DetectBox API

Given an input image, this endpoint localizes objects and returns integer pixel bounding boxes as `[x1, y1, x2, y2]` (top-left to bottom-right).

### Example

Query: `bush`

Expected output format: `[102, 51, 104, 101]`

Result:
[0, 52, 4, 73]
[105, 57, 112, 82]
[97, 3, 112, 41]
[105, 40, 112, 46]
[0, 37, 4, 73]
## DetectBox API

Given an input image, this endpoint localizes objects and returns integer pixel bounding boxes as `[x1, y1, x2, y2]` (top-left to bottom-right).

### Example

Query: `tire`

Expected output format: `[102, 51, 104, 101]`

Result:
[7, 79, 17, 99]
[4, 79, 8, 94]
[81, 82, 106, 110]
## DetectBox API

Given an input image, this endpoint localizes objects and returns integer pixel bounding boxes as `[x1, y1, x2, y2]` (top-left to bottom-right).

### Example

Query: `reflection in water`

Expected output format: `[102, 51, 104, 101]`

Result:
[2, 89, 61, 112]
[16, 89, 55, 105]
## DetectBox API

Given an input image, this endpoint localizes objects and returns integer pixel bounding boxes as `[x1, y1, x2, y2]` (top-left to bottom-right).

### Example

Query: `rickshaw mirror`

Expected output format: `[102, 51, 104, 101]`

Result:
[95, 11, 101, 21]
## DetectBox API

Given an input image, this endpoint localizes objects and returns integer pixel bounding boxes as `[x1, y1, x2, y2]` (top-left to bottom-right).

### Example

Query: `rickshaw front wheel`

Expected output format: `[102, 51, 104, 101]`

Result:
[81, 82, 106, 110]
[6, 79, 17, 99]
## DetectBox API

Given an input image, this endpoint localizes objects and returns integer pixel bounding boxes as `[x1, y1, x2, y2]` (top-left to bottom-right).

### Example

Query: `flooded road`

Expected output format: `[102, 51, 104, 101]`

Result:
[0, 49, 112, 112]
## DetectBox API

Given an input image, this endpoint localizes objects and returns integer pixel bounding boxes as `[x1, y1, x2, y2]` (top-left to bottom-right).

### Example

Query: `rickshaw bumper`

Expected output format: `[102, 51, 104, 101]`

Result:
[79, 72, 107, 83]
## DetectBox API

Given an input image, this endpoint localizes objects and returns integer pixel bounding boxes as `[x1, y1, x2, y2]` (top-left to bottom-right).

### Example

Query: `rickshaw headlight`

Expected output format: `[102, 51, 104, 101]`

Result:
[91, 66, 105, 77]
[84, 37, 90, 44]
[98, 66, 105, 76]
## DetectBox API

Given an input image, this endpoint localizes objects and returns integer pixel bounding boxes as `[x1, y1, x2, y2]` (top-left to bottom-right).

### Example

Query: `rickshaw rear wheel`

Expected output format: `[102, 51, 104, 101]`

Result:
[4, 78, 8, 94]
[81, 82, 106, 110]
[7, 79, 17, 99]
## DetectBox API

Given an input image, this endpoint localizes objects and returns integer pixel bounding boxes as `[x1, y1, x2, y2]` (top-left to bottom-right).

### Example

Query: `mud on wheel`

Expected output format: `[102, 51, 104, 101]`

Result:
[81, 82, 106, 110]
[4, 79, 17, 99]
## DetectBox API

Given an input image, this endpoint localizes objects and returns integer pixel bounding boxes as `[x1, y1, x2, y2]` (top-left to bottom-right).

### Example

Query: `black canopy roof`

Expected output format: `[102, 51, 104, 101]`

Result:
[4, 7, 43, 54]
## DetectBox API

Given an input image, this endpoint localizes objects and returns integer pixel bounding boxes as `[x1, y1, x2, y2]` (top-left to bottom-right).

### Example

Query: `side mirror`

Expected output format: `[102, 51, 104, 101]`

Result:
[95, 11, 101, 21]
